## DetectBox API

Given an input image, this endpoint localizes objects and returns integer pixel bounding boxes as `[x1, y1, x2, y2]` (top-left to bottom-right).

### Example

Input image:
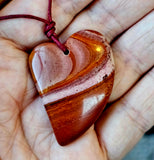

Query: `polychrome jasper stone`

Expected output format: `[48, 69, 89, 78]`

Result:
[29, 30, 115, 146]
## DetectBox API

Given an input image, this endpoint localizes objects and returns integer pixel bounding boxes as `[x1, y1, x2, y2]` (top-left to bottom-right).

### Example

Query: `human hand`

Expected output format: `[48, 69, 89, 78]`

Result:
[0, 0, 153, 159]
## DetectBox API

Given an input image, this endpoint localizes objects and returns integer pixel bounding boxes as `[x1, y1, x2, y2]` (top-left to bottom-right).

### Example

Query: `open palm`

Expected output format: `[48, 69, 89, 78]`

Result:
[0, 0, 154, 160]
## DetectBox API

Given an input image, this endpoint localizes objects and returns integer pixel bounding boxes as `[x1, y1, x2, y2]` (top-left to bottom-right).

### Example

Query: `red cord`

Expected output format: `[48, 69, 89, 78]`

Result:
[0, 14, 49, 24]
[48, 0, 52, 22]
[0, 0, 69, 55]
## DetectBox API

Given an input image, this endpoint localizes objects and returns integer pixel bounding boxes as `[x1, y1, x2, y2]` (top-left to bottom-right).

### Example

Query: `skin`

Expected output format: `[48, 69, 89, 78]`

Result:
[0, 0, 154, 159]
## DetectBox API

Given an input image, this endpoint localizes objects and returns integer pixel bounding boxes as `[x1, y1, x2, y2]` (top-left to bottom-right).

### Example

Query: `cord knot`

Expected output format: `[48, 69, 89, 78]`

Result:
[44, 20, 69, 55]
[44, 21, 56, 39]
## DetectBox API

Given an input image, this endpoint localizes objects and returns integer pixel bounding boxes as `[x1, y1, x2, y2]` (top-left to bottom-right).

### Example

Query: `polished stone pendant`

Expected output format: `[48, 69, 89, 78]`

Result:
[29, 30, 115, 146]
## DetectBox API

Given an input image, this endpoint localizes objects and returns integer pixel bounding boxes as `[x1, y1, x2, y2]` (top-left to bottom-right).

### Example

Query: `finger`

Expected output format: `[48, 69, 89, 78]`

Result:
[96, 67, 154, 160]
[22, 97, 106, 160]
[0, 0, 92, 49]
[60, 0, 154, 42]
[110, 11, 154, 101]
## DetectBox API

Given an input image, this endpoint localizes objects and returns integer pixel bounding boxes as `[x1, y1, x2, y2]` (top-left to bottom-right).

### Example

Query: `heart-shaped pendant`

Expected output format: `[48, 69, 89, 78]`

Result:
[29, 30, 115, 145]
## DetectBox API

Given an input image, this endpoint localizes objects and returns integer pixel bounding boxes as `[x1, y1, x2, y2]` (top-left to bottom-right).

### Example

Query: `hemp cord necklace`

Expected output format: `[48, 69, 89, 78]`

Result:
[0, 0, 115, 146]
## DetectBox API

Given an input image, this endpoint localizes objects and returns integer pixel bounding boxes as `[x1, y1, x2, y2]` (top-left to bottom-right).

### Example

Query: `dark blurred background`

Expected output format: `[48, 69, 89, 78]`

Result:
[123, 126, 154, 160]
[0, 0, 11, 10]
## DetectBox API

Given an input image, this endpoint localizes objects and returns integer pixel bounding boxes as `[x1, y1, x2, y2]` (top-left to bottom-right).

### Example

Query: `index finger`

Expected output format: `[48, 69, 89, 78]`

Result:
[60, 0, 154, 42]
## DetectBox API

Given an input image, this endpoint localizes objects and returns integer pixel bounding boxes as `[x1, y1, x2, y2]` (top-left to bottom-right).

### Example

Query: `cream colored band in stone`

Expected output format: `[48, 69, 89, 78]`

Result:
[41, 56, 114, 105]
